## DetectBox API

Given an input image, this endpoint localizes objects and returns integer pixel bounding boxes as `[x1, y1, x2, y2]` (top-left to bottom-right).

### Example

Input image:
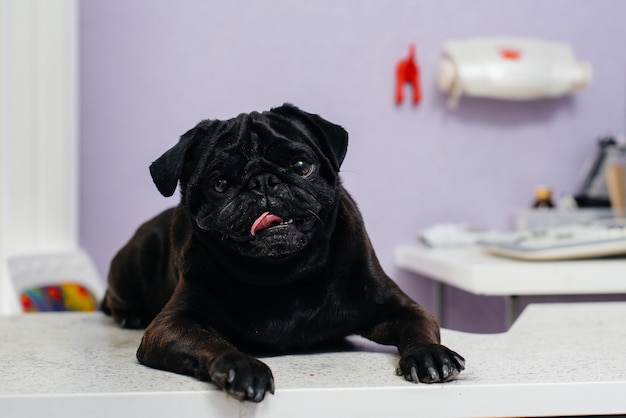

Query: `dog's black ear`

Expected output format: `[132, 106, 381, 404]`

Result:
[271, 104, 348, 171]
[149, 126, 201, 197]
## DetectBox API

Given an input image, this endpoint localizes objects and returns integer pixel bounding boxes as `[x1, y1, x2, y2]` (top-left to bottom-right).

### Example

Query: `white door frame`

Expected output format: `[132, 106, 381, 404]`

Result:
[0, 0, 78, 313]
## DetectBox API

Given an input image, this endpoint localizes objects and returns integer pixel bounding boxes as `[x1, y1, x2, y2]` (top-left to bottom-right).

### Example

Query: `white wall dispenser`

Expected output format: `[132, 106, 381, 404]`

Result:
[438, 37, 592, 108]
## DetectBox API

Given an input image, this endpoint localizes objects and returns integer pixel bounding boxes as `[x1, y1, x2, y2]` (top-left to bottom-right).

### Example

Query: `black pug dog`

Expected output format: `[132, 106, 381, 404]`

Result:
[102, 104, 465, 402]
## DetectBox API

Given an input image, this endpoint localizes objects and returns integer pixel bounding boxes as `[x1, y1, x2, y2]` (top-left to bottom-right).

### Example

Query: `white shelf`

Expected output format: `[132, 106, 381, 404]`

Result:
[395, 245, 626, 296]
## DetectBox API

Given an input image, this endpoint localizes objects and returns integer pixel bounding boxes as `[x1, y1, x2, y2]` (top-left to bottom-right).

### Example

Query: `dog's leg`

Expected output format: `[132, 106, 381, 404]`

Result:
[103, 209, 176, 329]
[360, 303, 465, 383]
[101, 289, 154, 329]
[137, 304, 275, 402]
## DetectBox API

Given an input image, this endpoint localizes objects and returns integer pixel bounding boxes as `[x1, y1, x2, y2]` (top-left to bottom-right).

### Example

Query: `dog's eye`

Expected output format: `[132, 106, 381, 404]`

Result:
[291, 160, 314, 177]
[214, 179, 229, 193]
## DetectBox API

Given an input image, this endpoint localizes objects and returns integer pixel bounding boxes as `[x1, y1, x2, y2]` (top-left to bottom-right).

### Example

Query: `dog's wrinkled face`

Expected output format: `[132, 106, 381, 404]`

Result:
[186, 120, 337, 260]
[149, 104, 348, 261]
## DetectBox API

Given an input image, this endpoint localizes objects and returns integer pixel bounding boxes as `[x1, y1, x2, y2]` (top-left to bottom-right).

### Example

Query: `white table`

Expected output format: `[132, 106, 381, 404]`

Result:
[2, 303, 626, 417]
[395, 245, 626, 325]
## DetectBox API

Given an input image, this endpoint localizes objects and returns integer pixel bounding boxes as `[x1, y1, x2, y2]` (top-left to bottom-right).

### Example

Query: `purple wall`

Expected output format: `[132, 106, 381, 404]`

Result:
[79, 0, 626, 332]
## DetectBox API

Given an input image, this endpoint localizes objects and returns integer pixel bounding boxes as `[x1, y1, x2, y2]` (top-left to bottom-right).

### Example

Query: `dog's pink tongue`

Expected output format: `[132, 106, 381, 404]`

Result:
[250, 212, 284, 236]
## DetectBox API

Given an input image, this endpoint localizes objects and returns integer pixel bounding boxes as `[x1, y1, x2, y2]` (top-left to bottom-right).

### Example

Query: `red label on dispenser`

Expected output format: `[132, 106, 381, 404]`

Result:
[499, 47, 522, 60]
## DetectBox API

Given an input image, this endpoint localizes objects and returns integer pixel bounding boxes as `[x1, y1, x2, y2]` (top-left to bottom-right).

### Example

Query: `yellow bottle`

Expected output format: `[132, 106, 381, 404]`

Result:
[533, 186, 554, 208]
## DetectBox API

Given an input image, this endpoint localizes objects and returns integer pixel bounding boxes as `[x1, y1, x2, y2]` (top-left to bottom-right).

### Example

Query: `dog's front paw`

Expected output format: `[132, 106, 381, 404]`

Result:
[397, 344, 465, 383]
[208, 352, 275, 402]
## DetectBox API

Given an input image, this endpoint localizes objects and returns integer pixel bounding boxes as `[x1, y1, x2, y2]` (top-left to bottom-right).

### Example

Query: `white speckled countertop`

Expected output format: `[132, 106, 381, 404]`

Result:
[1, 302, 626, 417]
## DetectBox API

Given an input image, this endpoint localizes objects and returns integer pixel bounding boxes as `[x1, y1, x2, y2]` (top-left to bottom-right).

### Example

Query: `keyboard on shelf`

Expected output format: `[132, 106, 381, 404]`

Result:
[477, 219, 626, 261]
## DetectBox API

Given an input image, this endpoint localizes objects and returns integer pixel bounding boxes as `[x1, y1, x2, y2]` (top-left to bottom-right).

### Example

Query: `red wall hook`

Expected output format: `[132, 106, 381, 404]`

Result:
[395, 43, 421, 105]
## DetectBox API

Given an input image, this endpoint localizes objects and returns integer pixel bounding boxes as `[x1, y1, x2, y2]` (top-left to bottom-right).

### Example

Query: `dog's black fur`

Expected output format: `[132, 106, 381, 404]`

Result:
[102, 104, 464, 402]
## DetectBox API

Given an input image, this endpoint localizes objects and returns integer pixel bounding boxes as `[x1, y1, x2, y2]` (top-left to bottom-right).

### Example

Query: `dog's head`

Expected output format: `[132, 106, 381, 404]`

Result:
[150, 104, 348, 263]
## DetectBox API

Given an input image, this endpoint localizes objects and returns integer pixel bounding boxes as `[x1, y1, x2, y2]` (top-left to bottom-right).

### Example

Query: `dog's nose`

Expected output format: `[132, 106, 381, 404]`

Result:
[247, 173, 282, 195]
